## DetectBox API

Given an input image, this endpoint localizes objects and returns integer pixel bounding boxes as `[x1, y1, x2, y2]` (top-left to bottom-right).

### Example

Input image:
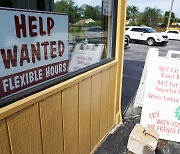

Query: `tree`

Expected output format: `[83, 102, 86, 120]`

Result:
[54, 0, 81, 23]
[84, 5, 101, 21]
[163, 11, 176, 27]
[127, 5, 139, 24]
[141, 7, 163, 27]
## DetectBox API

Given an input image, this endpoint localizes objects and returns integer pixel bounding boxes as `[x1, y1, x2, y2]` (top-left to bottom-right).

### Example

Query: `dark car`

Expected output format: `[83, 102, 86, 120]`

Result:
[84, 26, 129, 48]
[124, 35, 130, 48]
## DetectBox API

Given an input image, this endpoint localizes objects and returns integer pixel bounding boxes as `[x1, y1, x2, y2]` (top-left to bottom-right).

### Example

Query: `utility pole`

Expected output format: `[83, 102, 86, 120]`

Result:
[167, 0, 175, 30]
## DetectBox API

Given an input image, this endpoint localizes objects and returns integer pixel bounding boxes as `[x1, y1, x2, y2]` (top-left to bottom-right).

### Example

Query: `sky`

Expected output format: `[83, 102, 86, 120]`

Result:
[54, 0, 180, 18]
[128, 0, 180, 18]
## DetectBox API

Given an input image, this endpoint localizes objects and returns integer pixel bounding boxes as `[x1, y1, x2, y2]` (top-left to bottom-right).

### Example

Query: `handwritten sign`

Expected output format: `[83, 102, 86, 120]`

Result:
[69, 43, 104, 72]
[0, 8, 69, 103]
[141, 48, 180, 142]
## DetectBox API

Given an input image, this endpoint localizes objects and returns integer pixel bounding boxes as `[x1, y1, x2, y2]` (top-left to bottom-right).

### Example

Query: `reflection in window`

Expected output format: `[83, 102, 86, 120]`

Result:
[54, 0, 115, 72]
[0, 0, 53, 11]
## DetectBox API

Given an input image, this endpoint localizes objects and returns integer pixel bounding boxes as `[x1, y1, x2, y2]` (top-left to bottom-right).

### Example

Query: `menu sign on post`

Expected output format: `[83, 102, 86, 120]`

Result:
[103, 0, 112, 16]
[141, 48, 180, 142]
[0, 8, 69, 105]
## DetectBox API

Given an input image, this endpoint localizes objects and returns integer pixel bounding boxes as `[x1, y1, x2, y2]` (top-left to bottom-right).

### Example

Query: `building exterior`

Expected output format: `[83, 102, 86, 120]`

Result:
[0, 0, 127, 153]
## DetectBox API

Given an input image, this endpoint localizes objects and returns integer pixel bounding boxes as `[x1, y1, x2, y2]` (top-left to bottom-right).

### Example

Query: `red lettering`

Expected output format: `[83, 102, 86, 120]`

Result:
[31, 42, 41, 63]
[47, 17, 54, 36]
[58, 40, 64, 57]
[14, 14, 27, 38]
[41, 41, 49, 60]
[29, 16, 37, 37]
[50, 41, 57, 59]
[39, 17, 46, 36]
[20, 44, 30, 66]
[0, 46, 17, 69]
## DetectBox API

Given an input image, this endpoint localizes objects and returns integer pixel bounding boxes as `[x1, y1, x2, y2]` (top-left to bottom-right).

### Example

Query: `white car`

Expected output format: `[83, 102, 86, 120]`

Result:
[125, 26, 168, 46]
[161, 30, 180, 40]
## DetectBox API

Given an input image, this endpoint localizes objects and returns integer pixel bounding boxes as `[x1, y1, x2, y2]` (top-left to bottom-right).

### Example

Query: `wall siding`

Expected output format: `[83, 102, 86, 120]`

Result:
[39, 92, 64, 154]
[79, 78, 91, 154]
[0, 119, 11, 154]
[91, 73, 101, 150]
[108, 66, 116, 129]
[7, 104, 42, 154]
[100, 69, 110, 139]
[0, 65, 118, 154]
[62, 84, 79, 154]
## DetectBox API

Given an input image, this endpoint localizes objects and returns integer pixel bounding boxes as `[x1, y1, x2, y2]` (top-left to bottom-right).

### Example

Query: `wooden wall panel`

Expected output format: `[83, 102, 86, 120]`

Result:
[79, 78, 91, 154]
[108, 66, 116, 129]
[0, 61, 120, 154]
[7, 104, 42, 154]
[100, 69, 110, 139]
[39, 92, 64, 154]
[62, 85, 79, 154]
[91, 73, 101, 150]
[0, 119, 11, 154]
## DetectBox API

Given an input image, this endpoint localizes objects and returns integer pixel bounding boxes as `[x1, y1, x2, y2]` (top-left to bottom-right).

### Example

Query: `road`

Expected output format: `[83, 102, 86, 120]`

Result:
[122, 40, 180, 115]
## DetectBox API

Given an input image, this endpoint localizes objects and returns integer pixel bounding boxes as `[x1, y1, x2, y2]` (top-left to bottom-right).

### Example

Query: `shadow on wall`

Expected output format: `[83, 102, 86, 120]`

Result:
[121, 59, 145, 115]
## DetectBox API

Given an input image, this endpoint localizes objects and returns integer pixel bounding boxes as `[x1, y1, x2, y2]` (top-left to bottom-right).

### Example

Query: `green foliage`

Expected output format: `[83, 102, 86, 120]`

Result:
[54, 0, 81, 23]
[84, 5, 101, 21]
[127, 5, 139, 20]
[141, 7, 163, 27]
[54, 0, 101, 24]
[162, 11, 176, 27]
[127, 5, 179, 28]
[127, 5, 143, 26]
[69, 26, 83, 33]
[176, 18, 180, 22]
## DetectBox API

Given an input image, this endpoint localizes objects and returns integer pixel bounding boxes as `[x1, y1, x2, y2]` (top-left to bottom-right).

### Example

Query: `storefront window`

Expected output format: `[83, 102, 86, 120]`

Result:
[0, 0, 117, 107]
[54, 0, 116, 72]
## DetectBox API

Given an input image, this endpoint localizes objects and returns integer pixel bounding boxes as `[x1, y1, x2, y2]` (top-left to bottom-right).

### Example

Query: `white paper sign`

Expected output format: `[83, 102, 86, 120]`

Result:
[69, 43, 104, 72]
[141, 49, 180, 142]
[103, 0, 112, 16]
[0, 8, 69, 99]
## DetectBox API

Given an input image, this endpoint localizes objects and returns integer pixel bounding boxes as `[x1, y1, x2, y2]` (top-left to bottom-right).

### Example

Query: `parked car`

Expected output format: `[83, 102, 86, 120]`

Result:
[125, 26, 168, 46]
[161, 30, 180, 40]
[84, 26, 106, 39]
[124, 35, 130, 48]
[84, 26, 129, 48]
[83, 26, 106, 44]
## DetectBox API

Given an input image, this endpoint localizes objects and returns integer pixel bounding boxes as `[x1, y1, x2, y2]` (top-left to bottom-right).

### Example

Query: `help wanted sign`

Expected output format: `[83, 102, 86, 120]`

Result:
[141, 48, 180, 142]
[0, 8, 69, 99]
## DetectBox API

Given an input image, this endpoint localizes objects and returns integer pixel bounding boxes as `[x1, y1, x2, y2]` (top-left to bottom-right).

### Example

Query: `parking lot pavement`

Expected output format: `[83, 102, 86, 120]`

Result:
[95, 40, 180, 154]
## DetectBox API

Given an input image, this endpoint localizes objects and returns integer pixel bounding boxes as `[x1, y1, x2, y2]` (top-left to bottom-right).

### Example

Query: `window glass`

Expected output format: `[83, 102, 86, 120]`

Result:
[131, 28, 140, 32]
[173, 31, 178, 34]
[54, 0, 115, 72]
[144, 28, 157, 33]
[138, 28, 144, 32]
[0, 0, 116, 106]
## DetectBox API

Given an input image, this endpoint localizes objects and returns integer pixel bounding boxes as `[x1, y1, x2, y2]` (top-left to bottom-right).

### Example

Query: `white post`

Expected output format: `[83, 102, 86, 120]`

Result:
[166, 0, 175, 31]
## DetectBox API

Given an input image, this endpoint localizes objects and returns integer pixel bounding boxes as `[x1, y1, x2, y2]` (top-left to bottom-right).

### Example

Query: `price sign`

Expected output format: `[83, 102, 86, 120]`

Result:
[141, 49, 180, 142]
